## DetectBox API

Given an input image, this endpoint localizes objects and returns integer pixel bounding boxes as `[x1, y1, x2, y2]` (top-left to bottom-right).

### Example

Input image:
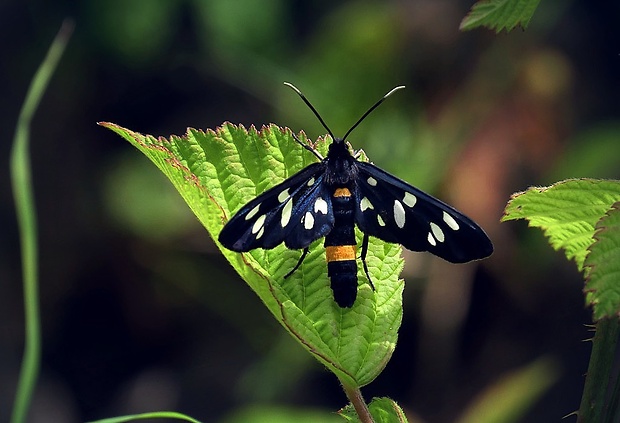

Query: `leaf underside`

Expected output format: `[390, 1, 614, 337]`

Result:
[460, 0, 541, 32]
[100, 122, 404, 387]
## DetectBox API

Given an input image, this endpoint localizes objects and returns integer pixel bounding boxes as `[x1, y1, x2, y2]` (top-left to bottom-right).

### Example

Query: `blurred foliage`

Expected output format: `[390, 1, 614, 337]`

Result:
[87, 410, 201, 423]
[85, 0, 180, 66]
[2, 0, 620, 422]
[460, 0, 542, 32]
[103, 152, 199, 242]
[221, 404, 342, 423]
[456, 357, 559, 423]
[548, 122, 620, 182]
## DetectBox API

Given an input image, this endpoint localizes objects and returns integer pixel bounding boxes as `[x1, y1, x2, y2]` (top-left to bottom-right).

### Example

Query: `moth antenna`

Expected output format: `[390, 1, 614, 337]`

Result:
[284, 82, 336, 141]
[342, 85, 405, 142]
[290, 130, 323, 160]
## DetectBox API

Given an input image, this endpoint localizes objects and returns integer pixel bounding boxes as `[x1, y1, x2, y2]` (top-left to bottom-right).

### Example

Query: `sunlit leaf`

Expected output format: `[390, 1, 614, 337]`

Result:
[502, 179, 620, 271]
[584, 202, 620, 320]
[101, 122, 404, 388]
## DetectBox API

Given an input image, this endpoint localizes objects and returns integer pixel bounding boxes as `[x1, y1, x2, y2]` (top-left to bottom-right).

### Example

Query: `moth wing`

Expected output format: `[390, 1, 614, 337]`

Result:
[218, 163, 334, 251]
[354, 162, 493, 263]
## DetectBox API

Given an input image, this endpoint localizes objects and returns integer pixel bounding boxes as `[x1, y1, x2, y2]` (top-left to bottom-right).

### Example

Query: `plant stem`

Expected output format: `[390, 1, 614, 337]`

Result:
[577, 318, 620, 422]
[342, 384, 374, 423]
[606, 367, 620, 423]
[10, 19, 73, 423]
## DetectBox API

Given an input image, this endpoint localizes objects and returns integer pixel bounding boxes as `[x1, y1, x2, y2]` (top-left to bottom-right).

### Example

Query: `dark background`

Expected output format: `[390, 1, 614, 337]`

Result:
[2, 1, 619, 422]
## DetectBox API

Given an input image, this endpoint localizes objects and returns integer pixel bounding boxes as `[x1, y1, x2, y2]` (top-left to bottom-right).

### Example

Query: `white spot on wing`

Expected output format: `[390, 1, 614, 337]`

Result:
[430, 222, 445, 243]
[281, 198, 293, 227]
[245, 204, 260, 220]
[252, 214, 266, 234]
[304, 212, 314, 230]
[403, 192, 417, 207]
[443, 211, 460, 230]
[307, 177, 315, 186]
[360, 197, 374, 211]
[278, 188, 290, 203]
[377, 215, 386, 227]
[314, 197, 328, 214]
[367, 177, 378, 186]
[256, 227, 265, 239]
[394, 200, 406, 228]
[427, 232, 437, 246]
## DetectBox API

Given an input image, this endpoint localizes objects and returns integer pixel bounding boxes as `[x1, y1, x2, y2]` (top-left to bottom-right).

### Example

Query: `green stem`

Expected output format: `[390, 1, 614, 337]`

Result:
[342, 384, 373, 423]
[606, 368, 620, 423]
[577, 318, 620, 422]
[9, 20, 73, 423]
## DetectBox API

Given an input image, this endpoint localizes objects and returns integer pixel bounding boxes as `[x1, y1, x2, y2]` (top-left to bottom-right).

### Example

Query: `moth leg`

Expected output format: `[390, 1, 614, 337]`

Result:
[284, 247, 310, 279]
[360, 234, 376, 291]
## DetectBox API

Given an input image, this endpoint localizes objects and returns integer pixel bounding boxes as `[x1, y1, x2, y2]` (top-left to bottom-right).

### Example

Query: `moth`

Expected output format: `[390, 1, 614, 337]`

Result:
[219, 83, 493, 307]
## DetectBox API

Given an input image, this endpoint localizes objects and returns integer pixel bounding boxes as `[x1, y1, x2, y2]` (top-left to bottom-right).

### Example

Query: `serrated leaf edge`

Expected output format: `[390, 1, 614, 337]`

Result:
[584, 201, 620, 320]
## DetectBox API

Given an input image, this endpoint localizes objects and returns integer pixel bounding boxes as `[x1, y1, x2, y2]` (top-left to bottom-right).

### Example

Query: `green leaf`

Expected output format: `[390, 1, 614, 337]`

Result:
[222, 405, 342, 423]
[584, 202, 620, 320]
[502, 179, 620, 271]
[460, 0, 541, 32]
[10, 19, 73, 423]
[100, 122, 404, 388]
[339, 397, 408, 423]
[86, 411, 201, 423]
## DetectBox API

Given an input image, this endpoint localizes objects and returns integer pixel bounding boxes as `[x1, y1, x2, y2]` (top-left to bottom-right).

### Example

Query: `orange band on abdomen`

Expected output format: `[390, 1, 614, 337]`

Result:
[333, 187, 351, 197]
[326, 245, 356, 262]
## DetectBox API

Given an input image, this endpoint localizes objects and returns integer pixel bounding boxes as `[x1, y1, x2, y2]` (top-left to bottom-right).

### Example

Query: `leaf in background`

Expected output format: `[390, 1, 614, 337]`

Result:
[103, 153, 199, 241]
[100, 122, 404, 388]
[86, 410, 201, 423]
[584, 202, 620, 320]
[460, 0, 541, 32]
[456, 357, 559, 423]
[340, 397, 409, 423]
[88, 0, 180, 65]
[221, 405, 342, 423]
[502, 179, 620, 271]
[547, 122, 620, 182]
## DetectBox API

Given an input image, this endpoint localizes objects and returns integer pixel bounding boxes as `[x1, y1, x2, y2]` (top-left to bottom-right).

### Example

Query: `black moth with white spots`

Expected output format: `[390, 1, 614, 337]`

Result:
[219, 83, 493, 308]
